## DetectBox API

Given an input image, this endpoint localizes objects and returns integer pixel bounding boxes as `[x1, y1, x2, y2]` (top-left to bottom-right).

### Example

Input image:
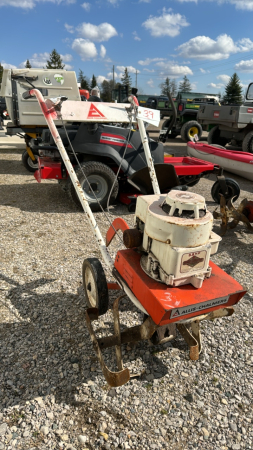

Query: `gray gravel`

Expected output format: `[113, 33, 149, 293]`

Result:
[0, 139, 253, 450]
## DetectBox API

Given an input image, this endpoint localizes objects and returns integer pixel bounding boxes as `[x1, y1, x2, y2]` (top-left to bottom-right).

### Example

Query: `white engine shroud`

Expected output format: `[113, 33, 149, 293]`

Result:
[135, 190, 221, 289]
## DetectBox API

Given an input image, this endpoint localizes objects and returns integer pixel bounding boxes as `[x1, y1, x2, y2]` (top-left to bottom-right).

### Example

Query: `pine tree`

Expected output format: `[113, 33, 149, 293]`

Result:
[121, 68, 132, 89]
[46, 49, 65, 69]
[90, 75, 97, 89]
[25, 59, 32, 68]
[78, 69, 90, 90]
[159, 77, 172, 97]
[178, 75, 192, 92]
[223, 73, 243, 105]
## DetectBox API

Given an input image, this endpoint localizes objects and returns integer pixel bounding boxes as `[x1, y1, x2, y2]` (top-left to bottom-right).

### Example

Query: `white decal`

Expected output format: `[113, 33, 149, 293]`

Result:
[170, 296, 229, 319]
[54, 74, 64, 85]
[137, 106, 160, 127]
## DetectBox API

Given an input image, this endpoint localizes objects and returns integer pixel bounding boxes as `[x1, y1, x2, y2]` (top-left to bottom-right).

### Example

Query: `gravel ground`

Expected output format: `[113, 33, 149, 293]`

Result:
[0, 136, 253, 450]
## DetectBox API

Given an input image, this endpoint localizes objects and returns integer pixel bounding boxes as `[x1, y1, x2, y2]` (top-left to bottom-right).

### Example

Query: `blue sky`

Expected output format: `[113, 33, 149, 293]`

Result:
[1, 0, 253, 96]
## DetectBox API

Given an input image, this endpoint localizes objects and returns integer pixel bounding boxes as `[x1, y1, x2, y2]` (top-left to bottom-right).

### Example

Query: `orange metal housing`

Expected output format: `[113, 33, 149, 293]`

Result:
[114, 249, 246, 326]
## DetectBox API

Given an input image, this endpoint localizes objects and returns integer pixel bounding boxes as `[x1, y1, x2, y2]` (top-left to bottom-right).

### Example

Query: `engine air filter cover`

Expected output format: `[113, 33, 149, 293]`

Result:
[164, 191, 206, 219]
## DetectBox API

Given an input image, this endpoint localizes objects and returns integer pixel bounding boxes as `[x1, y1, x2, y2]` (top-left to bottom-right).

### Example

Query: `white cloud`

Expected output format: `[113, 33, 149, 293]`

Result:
[142, 8, 189, 38]
[116, 65, 140, 74]
[208, 74, 232, 89]
[100, 45, 106, 58]
[235, 59, 253, 72]
[208, 82, 224, 89]
[200, 68, 210, 73]
[133, 31, 141, 41]
[76, 22, 118, 42]
[72, 38, 97, 60]
[65, 23, 74, 33]
[1, 61, 17, 69]
[18, 52, 73, 69]
[170, 0, 253, 11]
[144, 68, 155, 73]
[138, 57, 165, 66]
[0, 0, 76, 8]
[147, 79, 154, 88]
[81, 2, 90, 11]
[156, 61, 193, 76]
[97, 75, 108, 84]
[177, 34, 253, 60]
[217, 74, 230, 84]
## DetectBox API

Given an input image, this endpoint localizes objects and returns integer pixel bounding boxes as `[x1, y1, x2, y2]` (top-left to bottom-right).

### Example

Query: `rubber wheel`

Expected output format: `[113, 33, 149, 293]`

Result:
[211, 178, 240, 204]
[67, 161, 119, 212]
[22, 150, 39, 172]
[207, 126, 228, 147]
[179, 175, 200, 187]
[180, 121, 202, 143]
[82, 258, 109, 315]
[242, 131, 253, 153]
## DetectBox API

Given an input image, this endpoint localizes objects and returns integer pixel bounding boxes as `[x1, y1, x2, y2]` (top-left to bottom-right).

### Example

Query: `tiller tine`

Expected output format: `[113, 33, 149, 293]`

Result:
[213, 195, 253, 235]
[85, 295, 175, 387]
[86, 305, 130, 387]
[86, 293, 235, 386]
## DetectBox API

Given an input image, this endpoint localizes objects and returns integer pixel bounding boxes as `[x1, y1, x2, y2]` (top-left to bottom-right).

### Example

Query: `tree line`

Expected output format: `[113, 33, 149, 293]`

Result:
[0, 47, 246, 105]
[159, 73, 245, 105]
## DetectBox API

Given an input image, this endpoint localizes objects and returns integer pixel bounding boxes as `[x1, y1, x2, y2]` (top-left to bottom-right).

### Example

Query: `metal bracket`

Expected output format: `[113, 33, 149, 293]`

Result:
[86, 293, 235, 386]
[213, 195, 253, 235]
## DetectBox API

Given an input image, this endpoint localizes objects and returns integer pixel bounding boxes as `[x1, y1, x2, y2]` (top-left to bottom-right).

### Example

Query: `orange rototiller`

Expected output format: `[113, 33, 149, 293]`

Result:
[23, 88, 246, 387]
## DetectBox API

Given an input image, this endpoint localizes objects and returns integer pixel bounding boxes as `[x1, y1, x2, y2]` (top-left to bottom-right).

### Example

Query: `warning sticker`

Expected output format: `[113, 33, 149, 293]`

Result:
[170, 296, 229, 319]
[88, 104, 106, 119]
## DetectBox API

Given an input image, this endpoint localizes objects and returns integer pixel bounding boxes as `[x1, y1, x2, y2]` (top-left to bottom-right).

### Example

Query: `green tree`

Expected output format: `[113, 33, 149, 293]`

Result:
[223, 73, 244, 105]
[46, 49, 65, 69]
[121, 68, 132, 89]
[178, 75, 192, 92]
[90, 74, 97, 89]
[159, 77, 172, 97]
[159, 77, 177, 98]
[0, 63, 3, 87]
[100, 79, 114, 102]
[78, 69, 90, 90]
[25, 59, 32, 68]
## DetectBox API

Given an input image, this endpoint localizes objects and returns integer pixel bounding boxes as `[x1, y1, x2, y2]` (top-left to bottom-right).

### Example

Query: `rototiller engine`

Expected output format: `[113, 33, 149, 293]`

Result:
[23, 88, 246, 387]
[132, 190, 220, 289]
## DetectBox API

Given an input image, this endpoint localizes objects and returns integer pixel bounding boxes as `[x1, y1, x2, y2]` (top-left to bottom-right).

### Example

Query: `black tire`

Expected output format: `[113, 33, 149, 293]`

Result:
[180, 121, 202, 143]
[207, 126, 228, 147]
[82, 258, 109, 315]
[242, 131, 253, 153]
[67, 161, 119, 212]
[22, 150, 39, 172]
[179, 175, 200, 187]
[211, 178, 240, 204]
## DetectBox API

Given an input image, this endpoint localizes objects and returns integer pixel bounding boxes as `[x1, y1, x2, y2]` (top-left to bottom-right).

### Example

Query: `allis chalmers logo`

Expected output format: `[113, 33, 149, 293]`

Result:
[88, 104, 105, 119]
[183, 255, 204, 268]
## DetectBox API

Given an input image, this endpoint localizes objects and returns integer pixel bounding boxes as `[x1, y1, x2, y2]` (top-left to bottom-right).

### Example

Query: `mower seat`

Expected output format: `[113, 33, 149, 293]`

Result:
[128, 163, 186, 195]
